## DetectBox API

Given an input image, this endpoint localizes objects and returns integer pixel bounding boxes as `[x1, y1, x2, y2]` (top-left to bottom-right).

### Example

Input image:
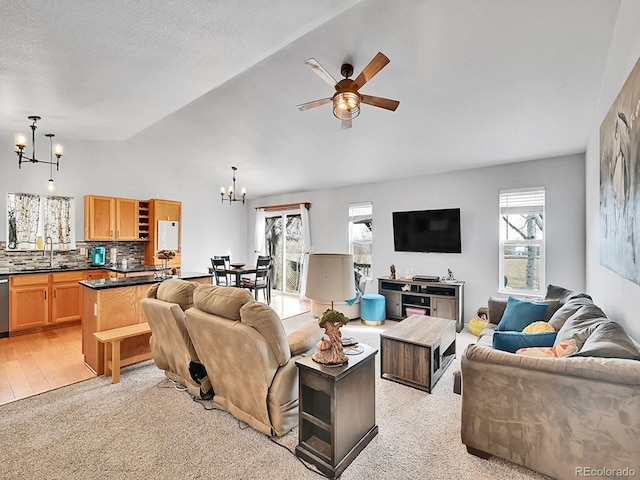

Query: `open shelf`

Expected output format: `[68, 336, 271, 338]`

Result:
[138, 201, 150, 241]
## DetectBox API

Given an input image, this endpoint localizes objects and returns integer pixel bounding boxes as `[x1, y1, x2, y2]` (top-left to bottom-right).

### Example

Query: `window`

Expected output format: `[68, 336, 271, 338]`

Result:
[349, 202, 372, 279]
[6, 193, 76, 251]
[499, 187, 544, 296]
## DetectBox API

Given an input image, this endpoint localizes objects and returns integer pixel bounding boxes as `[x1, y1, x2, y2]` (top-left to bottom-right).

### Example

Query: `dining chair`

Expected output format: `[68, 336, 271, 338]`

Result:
[241, 256, 271, 304]
[211, 257, 230, 286]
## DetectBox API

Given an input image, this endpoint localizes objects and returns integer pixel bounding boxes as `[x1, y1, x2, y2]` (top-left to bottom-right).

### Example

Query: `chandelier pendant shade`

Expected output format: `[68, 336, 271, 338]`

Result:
[14, 115, 63, 191]
[220, 166, 247, 205]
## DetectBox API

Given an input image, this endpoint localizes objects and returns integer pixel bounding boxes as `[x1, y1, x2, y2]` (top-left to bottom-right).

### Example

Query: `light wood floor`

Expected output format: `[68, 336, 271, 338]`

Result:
[0, 324, 95, 406]
[0, 292, 310, 406]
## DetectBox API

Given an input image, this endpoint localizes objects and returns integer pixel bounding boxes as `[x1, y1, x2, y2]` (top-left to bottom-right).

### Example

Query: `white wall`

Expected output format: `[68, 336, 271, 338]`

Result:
[1, 138, 248, 273]
[585, 0, 640, 340]
[248, 153, 586, 324]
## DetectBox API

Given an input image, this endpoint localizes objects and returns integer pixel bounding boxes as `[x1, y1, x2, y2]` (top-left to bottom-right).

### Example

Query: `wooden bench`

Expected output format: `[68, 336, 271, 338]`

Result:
[93, 322, 152, 384]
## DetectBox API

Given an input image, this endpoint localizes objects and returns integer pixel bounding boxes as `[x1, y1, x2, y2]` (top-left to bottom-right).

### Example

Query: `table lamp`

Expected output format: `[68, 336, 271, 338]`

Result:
[305, 253, 355, 365]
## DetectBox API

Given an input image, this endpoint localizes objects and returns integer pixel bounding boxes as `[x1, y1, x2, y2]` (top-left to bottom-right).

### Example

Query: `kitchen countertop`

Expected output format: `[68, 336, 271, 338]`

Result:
[79, 271, 213, 290]
[5, 264, 154, 276]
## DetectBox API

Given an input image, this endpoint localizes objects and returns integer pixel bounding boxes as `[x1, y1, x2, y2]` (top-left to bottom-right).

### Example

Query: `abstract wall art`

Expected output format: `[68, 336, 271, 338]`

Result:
[600, 57, 640, 285]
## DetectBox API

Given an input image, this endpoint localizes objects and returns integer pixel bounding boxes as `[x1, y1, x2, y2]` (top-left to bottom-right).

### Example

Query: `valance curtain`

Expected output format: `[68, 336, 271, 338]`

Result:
[44, 196, 73, 250]
[254, 208, 266, 253]
[299, 203, 311, 300]
[15, 193, 40, 250]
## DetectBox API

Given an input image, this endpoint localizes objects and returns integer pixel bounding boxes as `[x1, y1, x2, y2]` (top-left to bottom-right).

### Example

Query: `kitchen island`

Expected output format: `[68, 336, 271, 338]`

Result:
[80, 271, 212, 375]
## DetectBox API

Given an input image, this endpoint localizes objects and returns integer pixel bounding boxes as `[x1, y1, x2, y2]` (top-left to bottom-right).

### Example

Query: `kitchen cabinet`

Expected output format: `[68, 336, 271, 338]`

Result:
[144, 199, 182, 268]
[84, 196, 140, 241]
[9, 270, 96, 333]
[115, 198, 138, 240]
[80, 273, 211, 374]
[85, 195, 114, 240]
[10, 274, 49, 332]
[51, 271, 85, 324]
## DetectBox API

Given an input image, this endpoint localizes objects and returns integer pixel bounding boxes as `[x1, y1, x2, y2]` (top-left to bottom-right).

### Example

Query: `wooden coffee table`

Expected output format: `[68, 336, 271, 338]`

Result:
[380, 314, 456, 392]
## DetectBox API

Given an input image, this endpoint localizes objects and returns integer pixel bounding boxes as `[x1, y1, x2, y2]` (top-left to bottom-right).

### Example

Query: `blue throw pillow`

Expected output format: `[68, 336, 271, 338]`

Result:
[493, 331, 558, 353]
[496, 296, 550, 331]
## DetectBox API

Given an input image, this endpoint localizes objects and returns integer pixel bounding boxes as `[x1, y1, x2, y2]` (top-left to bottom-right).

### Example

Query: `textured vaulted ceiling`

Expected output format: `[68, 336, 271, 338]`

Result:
[1, 0, 621, 197]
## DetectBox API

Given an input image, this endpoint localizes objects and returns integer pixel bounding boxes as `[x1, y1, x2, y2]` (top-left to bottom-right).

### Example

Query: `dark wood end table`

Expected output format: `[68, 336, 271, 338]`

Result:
[295, 343, 378, 479]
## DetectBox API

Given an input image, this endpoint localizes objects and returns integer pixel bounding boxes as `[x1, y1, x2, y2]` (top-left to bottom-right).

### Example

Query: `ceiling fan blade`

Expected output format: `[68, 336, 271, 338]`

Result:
[353, 52, 390, 90]
[296, 97, 332, 111]
[304, 58, 338, 87]
[361, 94, 400, 111]
[341, 118, 352, 129]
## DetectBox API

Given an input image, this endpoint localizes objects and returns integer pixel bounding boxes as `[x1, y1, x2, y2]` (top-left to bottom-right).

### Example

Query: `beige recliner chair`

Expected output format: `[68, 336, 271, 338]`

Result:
[141, 280, 213, 399]
[184, 284, 322, 437]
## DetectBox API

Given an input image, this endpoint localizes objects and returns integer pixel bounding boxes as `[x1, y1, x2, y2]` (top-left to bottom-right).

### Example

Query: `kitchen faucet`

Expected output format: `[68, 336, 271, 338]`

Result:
[43, 236, 54, 268]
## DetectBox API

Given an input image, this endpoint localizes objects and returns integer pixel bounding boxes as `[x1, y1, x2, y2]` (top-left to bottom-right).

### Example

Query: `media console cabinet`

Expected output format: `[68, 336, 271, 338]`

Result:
[378, 276, 465, 332]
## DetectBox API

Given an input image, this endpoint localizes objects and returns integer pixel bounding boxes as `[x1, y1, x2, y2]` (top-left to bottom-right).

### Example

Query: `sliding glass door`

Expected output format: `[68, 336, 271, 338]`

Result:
[265, 213, 303, 294]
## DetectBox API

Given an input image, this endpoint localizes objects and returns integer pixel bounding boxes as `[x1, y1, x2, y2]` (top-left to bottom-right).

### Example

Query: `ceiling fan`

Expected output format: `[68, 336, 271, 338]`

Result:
[296, 52, 400, 129]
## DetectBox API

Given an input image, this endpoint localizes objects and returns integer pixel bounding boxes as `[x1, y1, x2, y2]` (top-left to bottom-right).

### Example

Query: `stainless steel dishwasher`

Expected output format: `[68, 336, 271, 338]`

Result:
[0, 275, 8, 338]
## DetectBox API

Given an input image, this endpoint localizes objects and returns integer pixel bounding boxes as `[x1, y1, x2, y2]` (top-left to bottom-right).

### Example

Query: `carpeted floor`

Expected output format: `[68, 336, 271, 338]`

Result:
[0, 314, 551, 479]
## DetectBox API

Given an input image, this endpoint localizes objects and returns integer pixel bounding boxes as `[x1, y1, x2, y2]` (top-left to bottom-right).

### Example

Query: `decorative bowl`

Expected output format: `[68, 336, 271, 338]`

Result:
[230, 263, 245, 269]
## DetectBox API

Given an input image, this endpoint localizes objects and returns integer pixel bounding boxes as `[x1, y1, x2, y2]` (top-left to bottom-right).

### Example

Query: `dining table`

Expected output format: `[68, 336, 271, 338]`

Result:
[226, 264, 257, 287]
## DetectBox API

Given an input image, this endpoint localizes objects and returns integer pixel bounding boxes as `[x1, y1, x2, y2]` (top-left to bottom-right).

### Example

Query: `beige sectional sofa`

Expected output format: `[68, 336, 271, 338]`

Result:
[142, 280, 322, 437]
[460, 285, 640, 479]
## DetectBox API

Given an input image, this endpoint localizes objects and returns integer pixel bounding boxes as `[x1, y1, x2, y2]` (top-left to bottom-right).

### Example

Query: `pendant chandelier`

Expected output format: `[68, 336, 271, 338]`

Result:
[14, 115, 63, 192]
[220, 166, 246, 205]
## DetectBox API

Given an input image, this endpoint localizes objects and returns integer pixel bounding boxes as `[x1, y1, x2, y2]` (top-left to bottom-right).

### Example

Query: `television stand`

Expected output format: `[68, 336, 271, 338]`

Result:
[378, 276, 465, 332]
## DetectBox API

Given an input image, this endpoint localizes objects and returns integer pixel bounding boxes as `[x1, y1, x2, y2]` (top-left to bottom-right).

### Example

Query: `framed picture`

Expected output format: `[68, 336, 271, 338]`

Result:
[600, 57, 640, 284]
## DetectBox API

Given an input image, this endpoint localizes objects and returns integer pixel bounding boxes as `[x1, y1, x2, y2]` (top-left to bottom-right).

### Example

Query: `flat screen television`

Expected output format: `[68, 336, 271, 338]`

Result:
[392, 208, 461, 253]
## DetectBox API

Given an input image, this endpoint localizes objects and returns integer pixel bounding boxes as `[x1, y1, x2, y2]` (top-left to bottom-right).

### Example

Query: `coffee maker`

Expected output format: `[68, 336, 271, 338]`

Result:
[91, 247, 106, 266]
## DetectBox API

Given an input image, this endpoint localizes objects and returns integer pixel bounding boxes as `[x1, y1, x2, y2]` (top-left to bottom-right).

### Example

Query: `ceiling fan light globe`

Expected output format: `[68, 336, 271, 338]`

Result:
[333, 92, 360, 120]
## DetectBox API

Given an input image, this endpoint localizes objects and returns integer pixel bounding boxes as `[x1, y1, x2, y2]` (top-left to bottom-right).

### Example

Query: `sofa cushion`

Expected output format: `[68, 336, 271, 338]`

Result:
[487, 296, 508, 325]
[544, 284, 592, 305]
[554, 305, 608, 349]
[156, 280, 198, 310]
[193, 285, 254, 321]
[517, 339, 578, 358]
[548, 296, 600, 331]
[571, 321, 640, 360]
[489, 297, 558, 326]
[492, 330, 557, 353]
[523, 321, 555, 333]
[496, 296, 550, 332]
[240, 301, 291, 366]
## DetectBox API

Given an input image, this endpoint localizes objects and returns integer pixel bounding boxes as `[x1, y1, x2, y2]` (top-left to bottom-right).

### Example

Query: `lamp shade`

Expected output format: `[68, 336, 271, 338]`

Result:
[305, 253, 355, 302]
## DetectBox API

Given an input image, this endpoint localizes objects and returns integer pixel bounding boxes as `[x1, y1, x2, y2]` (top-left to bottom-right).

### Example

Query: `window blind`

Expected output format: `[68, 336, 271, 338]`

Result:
[500, 188, 545, 215]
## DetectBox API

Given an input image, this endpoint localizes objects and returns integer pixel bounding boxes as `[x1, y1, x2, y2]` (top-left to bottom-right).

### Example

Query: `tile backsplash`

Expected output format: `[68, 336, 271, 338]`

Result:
[0, 241, 146, 273]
